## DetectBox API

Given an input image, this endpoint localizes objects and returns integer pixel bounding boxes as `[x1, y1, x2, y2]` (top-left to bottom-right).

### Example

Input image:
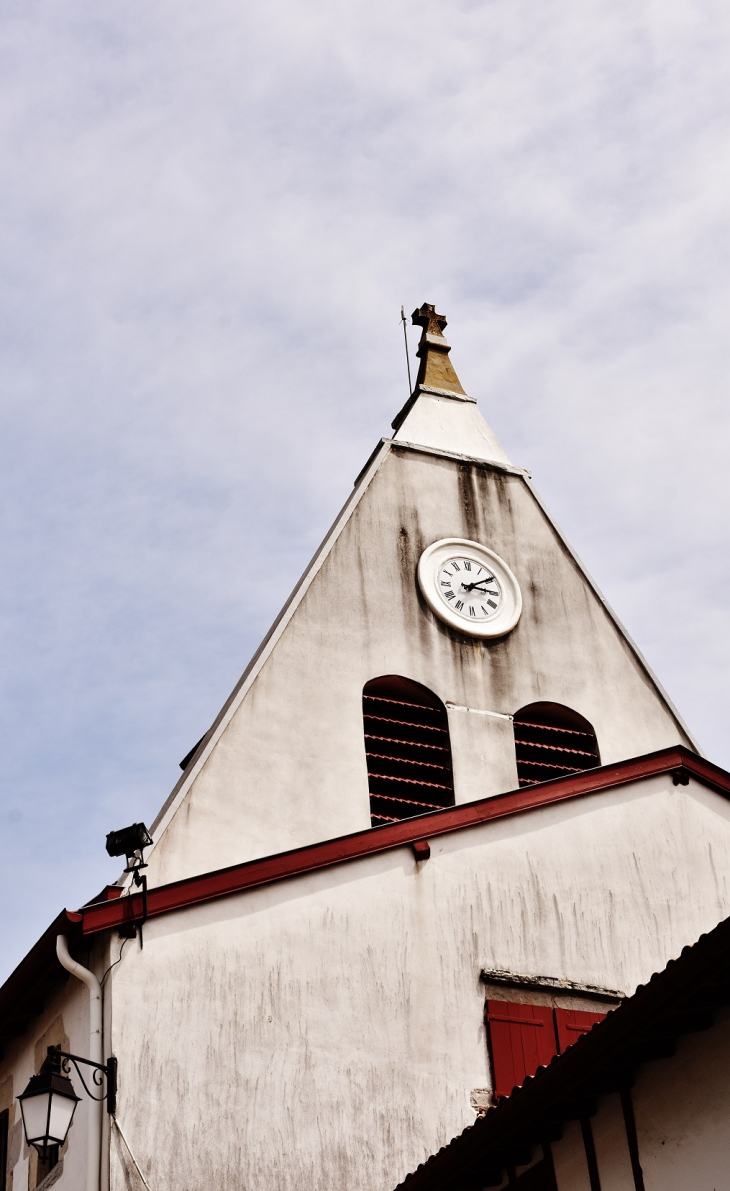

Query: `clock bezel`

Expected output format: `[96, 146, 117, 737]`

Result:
[417, 537, 522, 639]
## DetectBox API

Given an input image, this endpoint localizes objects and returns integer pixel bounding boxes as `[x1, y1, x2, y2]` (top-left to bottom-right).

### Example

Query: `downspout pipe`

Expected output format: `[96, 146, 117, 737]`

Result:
[56, 935, 102, 1191]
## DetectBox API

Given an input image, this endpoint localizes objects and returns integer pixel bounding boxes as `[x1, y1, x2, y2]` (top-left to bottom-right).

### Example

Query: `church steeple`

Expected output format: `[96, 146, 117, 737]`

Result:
[143, 297, 698, 889]
[411, 303, 466, 396]
[391, 300, 512, 466]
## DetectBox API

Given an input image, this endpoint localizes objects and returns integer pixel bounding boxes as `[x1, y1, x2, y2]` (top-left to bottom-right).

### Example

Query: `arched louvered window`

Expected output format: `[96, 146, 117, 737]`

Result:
[363, 676, 455, 827]
[513, 702, 600, 787]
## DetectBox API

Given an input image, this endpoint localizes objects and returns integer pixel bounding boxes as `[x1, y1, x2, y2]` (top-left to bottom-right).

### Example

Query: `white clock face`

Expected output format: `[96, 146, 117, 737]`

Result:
[418, 538, 522, 639]
[437, 556, 502, 622]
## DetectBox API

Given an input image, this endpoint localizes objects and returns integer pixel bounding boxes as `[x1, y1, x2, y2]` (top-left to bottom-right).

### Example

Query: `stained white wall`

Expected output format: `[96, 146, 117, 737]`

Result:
[107, 774, 730, 1191]
[147, 438, 692, 888]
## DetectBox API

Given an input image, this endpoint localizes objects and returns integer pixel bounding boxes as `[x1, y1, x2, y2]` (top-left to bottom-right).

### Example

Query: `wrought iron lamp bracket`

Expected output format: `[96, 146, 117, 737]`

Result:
[53, 1047, 118, 1114]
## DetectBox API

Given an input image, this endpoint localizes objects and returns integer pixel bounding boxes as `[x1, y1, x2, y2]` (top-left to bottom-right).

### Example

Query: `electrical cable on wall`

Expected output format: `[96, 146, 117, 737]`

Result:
[100, 936, 130, 991]
[112, 1117, 154, 1191]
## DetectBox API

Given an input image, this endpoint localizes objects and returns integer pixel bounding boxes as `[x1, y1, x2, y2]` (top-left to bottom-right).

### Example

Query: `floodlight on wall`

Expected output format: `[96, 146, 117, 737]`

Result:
[18, 1046, 116, 1159]
[105, 822, 153, 868]
[106, 821, 153, 947]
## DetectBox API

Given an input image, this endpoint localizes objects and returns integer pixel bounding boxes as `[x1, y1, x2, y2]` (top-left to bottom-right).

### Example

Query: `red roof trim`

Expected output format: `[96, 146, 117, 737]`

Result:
[80, 746, 727, 936]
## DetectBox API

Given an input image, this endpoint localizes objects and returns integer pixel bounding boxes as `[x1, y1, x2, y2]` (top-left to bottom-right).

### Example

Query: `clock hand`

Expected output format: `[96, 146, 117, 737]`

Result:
[463, 579, 496, 592]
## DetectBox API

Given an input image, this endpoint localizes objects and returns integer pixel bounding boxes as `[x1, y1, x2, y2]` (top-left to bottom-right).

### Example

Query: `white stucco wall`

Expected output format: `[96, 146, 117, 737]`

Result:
[146, 440, 693, 889]
[106, 774, 730, 1191]
[394, 391, 512, 464]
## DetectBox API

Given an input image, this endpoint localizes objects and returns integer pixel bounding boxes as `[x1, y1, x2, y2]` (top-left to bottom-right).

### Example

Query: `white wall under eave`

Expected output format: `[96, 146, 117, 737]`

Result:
[630, 1004, 730, 1190]
[550, 1009, 730, 1191]
[0, 936, 109, 1191]
[108, 775, 730, 1191]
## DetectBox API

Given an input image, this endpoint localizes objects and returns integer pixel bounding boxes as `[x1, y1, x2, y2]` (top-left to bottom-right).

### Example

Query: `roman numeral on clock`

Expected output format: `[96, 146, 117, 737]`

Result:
[455, 600, 464, 611]
[464, 561, 471, 571]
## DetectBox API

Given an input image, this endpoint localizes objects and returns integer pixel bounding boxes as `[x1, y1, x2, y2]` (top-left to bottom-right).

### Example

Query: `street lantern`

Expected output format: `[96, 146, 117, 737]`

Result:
[18, 1047, 80, 1157]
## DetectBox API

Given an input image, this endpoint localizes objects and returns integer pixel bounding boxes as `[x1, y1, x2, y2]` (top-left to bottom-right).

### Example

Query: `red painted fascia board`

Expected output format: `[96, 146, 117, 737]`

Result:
[79, 746, 727, 937]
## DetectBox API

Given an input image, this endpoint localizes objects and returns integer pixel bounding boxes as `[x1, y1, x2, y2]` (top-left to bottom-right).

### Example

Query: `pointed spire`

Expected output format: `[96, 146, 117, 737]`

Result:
[411, 303, 466, 396]
[391, 302, 512, 465]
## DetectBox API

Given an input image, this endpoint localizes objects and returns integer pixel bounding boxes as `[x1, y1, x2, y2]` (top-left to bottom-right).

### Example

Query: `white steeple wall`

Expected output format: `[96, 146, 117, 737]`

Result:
[144, 420, 695, 887]
[393, 389, 513, 466]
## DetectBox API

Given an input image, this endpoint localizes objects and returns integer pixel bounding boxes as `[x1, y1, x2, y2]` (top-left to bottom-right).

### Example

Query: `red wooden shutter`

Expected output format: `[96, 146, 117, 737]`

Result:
[486, 1000, 559, 1099]
[554, 1007, 606, 1052]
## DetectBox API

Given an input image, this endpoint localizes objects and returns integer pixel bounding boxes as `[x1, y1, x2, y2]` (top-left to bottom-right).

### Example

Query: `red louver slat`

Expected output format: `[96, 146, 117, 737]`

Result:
[516, 720, 596, 738]
[515, 758, 585, 775]
[514, 739, 597, 758]
[364, 733, 450, 753]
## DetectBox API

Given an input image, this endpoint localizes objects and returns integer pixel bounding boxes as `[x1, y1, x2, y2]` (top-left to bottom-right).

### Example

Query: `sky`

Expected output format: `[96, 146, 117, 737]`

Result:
[2, 0, 730, 980]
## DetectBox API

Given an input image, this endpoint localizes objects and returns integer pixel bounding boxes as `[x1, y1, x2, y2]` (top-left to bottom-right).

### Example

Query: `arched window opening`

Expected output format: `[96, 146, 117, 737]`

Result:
[513, 702, 600, 788]
[363, 676, 455, 827]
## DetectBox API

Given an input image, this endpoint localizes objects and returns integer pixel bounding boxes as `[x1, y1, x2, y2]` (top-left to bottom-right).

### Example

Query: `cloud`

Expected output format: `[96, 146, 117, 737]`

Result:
[2, 0, 730, 975]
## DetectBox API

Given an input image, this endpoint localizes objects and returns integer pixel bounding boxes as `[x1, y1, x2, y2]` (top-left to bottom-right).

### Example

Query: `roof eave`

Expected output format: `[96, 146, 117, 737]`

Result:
[0, 909, 83, 1061]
